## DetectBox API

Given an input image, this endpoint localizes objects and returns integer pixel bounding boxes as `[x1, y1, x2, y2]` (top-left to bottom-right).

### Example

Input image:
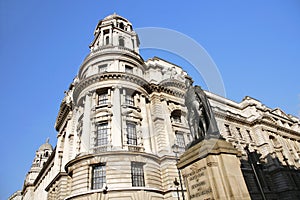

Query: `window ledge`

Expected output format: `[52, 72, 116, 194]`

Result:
[95, 103, 112, 109]
[122, 104, 141, 112]
[127, 145, 144, 152]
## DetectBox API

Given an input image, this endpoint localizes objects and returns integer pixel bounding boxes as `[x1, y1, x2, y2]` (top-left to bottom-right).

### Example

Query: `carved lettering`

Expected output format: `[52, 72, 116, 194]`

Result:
[190, 188, 212, 199]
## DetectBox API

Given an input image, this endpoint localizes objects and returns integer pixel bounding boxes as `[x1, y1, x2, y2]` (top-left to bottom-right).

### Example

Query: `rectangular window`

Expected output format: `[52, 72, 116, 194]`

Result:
[127, 122, 137, 145]
[92, 164, 106, 189]
[98, 92, 108, 105]
[125, 94, 134, 106]
[98, 64, 107, 73]
[96, 122, 108, 146]
[125, 65, 133, 73]
[131, 162, 145, 187]
[176, 132, 185, 149]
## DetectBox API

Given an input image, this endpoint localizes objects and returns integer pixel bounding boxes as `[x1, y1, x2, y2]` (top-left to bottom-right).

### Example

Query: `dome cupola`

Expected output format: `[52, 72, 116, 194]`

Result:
[89, 13, 140, 54]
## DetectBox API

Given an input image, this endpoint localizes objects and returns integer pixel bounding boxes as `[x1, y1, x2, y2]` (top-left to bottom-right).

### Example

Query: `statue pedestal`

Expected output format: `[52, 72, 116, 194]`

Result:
[177, 138, 251, 200]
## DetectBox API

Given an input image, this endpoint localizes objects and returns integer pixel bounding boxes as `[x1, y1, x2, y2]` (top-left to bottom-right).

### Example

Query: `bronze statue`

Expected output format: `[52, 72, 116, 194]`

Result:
[185, 77, 220, 144]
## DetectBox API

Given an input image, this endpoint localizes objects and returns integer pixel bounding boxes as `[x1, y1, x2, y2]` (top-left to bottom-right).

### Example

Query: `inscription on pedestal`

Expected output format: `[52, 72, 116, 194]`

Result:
[183, 165, 213, 200]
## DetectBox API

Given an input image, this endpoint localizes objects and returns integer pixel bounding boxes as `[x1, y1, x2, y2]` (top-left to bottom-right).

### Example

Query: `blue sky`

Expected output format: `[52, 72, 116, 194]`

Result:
[0, 0, 299, 199]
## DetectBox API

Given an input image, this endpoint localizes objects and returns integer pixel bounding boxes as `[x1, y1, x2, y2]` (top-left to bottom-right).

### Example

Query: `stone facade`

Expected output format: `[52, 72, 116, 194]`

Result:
[10, 14, 300, 200]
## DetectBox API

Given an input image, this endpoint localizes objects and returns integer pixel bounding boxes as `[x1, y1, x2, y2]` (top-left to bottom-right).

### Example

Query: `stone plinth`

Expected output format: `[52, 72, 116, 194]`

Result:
[177, 138, 251, 200]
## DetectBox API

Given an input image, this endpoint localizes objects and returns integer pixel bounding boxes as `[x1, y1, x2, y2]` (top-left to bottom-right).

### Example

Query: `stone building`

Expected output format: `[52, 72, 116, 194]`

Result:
[10, 14, 300, 200]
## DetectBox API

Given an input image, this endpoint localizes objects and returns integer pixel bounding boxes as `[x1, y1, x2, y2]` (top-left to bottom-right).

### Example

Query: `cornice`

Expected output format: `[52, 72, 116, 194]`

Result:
[65, 151, 162, 174]
[214, 109, 300, 139]
[159, 78, 186, 90]
[73, 72, 151, 103]
[73, 72, 186, 104]
[79, 45, 144, 76]
[213, 107, 250, 125]
[45, 172, 68, 192]
[149, 83, 185, 99]
[55, 101, 72, 132]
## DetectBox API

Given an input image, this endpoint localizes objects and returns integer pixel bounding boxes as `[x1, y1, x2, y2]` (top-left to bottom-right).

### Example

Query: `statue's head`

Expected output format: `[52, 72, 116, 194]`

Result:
[185, 76, 194, 88]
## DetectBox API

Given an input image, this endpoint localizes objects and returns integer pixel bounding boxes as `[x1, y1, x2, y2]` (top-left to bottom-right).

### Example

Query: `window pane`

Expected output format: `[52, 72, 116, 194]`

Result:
[131, 162, 145, 187]
[96, 123, 108, 146]
[92, 164, 106, 189]
[125, 94, 134, 106]
[127, 123, 137, 145]
[98, 93, 108, 105]
[176, 133, 185, 149]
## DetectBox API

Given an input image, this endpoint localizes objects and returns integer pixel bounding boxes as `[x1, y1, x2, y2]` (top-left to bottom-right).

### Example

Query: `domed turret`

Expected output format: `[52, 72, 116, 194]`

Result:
[38, 138, 53, 152]
[23, 138, 53, 187]
[89, 13, 140, 53]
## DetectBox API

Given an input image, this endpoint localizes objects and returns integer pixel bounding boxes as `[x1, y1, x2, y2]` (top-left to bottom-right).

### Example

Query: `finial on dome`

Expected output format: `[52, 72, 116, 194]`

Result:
[46, 137, 50, 144]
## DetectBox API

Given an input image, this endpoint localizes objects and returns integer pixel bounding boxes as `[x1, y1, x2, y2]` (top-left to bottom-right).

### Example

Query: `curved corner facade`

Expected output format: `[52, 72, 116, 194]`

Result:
[13, 14, 300, 200]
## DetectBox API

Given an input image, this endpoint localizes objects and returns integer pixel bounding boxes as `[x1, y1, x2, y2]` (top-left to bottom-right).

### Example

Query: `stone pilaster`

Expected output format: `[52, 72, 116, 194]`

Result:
[111, 87, 122, 149]
[150, 94, 168, 155]
[81, 92, 92, 152]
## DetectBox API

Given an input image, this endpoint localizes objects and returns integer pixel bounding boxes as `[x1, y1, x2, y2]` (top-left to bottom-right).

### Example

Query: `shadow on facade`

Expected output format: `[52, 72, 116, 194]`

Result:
[241, 148, 300, 200]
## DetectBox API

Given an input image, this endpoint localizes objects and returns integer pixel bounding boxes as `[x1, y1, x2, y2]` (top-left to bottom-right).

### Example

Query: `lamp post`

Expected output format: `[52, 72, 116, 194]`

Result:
[174, 178, 180, 200]
[244, 146, 266, 200]
[103, 186, 108, 194]
[172, 144, 185, 200]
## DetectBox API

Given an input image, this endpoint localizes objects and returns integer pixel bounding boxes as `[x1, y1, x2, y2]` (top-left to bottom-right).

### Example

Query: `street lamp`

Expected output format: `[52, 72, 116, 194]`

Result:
[103, 185, 108, 194]
[172, 144, 185, 200]
[244, 145, 266, 200]
[174, 178, 180, 200]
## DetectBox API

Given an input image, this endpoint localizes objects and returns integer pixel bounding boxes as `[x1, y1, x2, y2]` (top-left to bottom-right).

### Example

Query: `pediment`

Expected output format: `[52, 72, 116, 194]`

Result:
[271, 108, 290, 120]
[261, 115, 276, 123]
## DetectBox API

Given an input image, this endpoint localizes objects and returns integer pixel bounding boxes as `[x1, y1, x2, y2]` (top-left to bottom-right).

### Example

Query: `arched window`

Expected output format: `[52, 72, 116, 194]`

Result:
[119, 22, 124, 30]
[171, 110, 181, 123]
[119, 36, 125, 47]
[105, 36, 109, 45]
[44, 151, 49, 157]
